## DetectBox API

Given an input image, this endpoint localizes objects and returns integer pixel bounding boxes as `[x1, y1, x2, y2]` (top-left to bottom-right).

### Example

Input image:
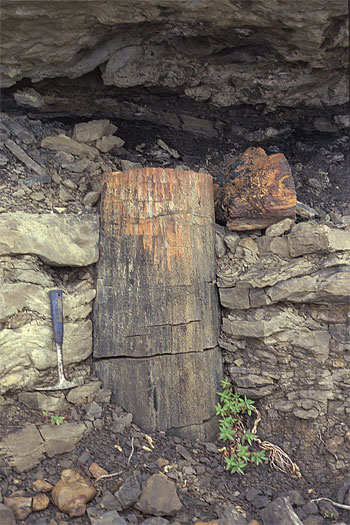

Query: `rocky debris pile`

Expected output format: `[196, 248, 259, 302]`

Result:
[0, 381, 349, 525]
[0, 113, 188, 216]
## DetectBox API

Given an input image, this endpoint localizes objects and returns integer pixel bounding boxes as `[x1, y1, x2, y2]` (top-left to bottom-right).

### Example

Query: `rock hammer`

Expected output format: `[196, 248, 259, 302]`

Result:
[36, 289, 82, 390]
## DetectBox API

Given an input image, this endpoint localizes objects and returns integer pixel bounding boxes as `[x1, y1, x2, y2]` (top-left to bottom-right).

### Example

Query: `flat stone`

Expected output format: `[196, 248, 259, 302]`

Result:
[265, 218, 294, 237]
[100, 491, 119, 510]
[0, 503, 16, 525]
[136, 473, 182, 516]
[39, 422, 86, 458]
[73, 120, 117, 143]
[33, 479, 54, 492]
[0, 212, 99, 266]
[66, 381, 102, 405]
[0, 423, 45, 473]
[18, 392, 69, 413]
[261, 497, 303, 525]
[288, 222, 350, 256]
[87, 506, 127, 525]
[5, 139, 46, 176]
[41, 135, 99, 159]
[89, 462, 108, 480]
[142, 519, 170, 524]
[95, 135, 125, 152]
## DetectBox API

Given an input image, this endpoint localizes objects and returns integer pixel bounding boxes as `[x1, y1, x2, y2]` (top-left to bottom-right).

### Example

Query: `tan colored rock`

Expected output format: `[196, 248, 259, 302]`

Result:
[33, 479, 54, 492]
[88, 462, 108, 479]
[41, 135, 99, 159]
[0, 424, 45, 473]
[39, 423, 87, 458]
[32, 493, 50, 511]
[66, 381, 102, 405]
[0, 212, 99, 266]
[0, 503, 16, 525]
[3, 496, 32, 520]
[136, 473, 182, 516]
[72, 120, 117, 143]
[288, 222, 350, 256]
[95, 135, 125, 152]
[52, 468, 97, 517]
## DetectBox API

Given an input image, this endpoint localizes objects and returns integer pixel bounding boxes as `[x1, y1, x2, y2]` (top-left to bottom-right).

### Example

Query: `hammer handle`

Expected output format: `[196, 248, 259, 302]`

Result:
[49, 289, 64, 345]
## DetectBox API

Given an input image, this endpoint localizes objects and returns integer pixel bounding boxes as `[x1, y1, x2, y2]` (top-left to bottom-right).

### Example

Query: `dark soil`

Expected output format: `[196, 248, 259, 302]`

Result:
[1, 388, 349, 525]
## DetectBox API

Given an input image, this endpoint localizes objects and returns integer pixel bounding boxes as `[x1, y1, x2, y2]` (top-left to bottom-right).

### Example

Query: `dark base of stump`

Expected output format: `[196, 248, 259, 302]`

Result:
[94, 346, 223, 441]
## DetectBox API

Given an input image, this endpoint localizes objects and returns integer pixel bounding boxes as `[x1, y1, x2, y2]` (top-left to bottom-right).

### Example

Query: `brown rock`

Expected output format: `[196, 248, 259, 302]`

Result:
[325, 435, 344, 455]
[216, 147, 296, 230]
[157, 457, 170, 468]
[88, 462, 108, 479]
[32, 493, 50, 511]
[33, 479, 54, 492]
[52, 468, 97, 517]
[136, 473, 183, 516]
[3, 496, 32, 520]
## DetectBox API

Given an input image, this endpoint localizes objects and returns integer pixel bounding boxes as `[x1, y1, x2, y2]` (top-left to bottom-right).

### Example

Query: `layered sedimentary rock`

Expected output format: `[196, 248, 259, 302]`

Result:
[216, 220, 350, 425]
[1, 1, 348, 109]
[0, 213, 98, 393]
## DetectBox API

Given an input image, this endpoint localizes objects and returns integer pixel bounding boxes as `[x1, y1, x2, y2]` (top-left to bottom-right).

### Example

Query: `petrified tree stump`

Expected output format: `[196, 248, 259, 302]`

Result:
[215, 147, 296, 230]
[94, 167, 222, 440]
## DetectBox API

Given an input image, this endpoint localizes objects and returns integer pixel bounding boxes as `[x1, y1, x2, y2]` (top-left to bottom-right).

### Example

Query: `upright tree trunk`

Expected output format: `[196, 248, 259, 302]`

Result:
[94, 167, 222, 440]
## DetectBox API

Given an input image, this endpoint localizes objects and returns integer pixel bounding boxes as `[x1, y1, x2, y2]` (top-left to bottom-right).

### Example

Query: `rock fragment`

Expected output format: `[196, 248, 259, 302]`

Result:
[136, 473, 182, 516]
[52, 468, 97, 517]
[41, 135, 99, 159]
[3, 496, 32, 520]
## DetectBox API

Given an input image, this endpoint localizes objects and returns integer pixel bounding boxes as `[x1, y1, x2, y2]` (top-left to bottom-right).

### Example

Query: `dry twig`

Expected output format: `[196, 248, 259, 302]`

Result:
[127, 436, 134, 466]
[95, 470, 123, 482]
[310, 497, 350, 511]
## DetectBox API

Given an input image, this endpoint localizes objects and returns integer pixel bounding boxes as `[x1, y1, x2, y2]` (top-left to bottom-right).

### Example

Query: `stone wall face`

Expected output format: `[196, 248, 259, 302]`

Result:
[0, 212, 99, 394]
[216, 219, 350, 430]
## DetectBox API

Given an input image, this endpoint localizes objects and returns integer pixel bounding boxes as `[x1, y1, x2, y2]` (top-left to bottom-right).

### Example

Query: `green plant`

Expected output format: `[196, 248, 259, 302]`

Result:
[216, 379, 267, 475]
[323, 511, 334, 519]
[42, 410, 65, 425]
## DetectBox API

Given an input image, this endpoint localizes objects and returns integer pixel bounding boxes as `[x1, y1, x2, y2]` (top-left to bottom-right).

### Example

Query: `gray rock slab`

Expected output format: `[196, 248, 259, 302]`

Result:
[66, 381, 102, 405]
[261, 497, 303, 525]
[114, 475, 141, 510]
[136, 473, 182, 516]
[0, 423, 45, 473]
[288, 222, 350, 256]
[39, 422, 87, 458]
[73, 120, 117, 143]
[87, 506, 127, 525]
[95, 135, 125, 152]
[0, 212, 99, 266]
[18, 392, 69, 412]
[41, 135, 99, 159]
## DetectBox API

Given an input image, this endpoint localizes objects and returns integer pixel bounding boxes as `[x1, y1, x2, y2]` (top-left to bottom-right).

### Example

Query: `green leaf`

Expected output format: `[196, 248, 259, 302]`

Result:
[242, 396, 255, 415]
[242, 429, 256, 446]
[250, 450, 268, 465]
[236, 443, 250, 460]
[224, 456, 247, 475]
[219, 427, 236, 441]
[221, 378, 231, 389]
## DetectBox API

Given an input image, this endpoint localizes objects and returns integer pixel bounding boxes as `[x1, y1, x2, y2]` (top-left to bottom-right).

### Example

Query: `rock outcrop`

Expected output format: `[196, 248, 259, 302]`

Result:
[0, 213, 98, 393]
[1, 1, 348, 109]
[216, 220, 350, 426]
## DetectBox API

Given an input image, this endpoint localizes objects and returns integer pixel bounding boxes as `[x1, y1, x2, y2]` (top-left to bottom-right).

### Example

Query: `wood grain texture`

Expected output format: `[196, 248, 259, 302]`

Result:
[93, 167, 222, 439]
[215, 147, 296, 230]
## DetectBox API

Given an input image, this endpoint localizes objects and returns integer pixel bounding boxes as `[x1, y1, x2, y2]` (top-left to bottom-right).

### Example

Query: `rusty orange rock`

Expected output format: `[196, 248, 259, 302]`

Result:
[52, 468, 96, 517]
[216, 147, 296, 230]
